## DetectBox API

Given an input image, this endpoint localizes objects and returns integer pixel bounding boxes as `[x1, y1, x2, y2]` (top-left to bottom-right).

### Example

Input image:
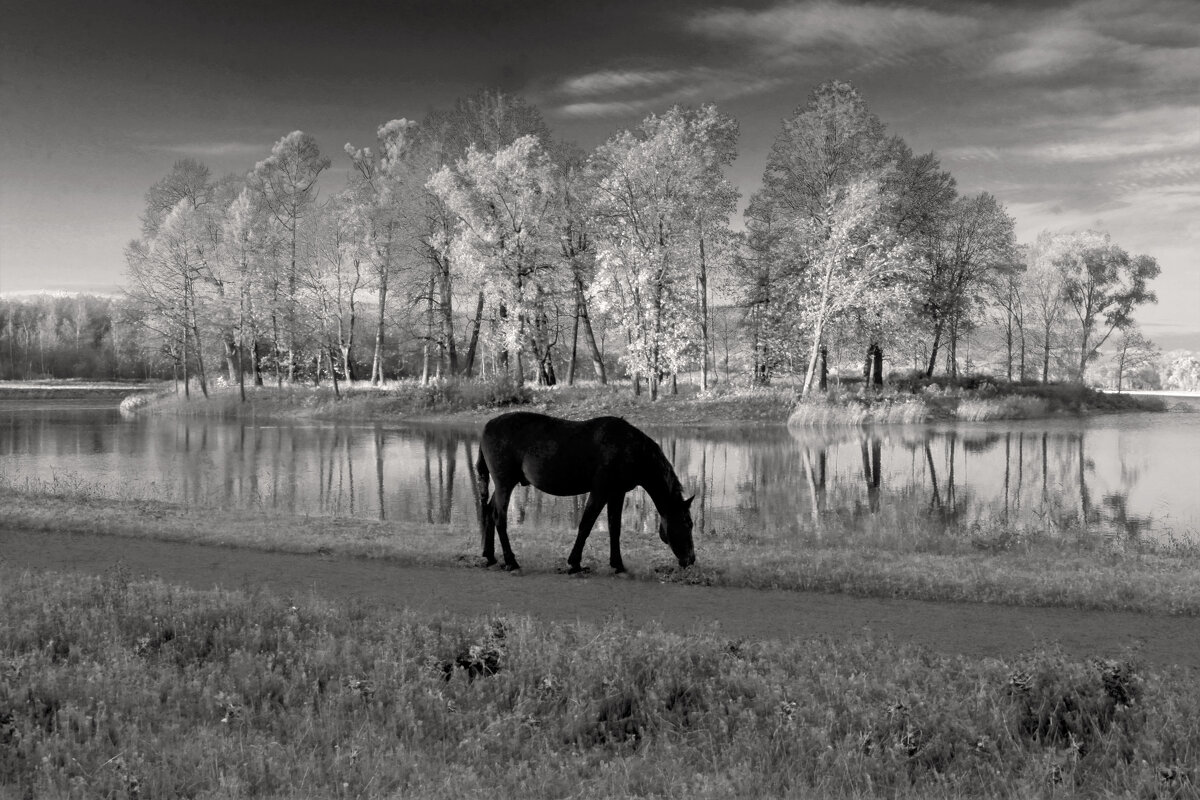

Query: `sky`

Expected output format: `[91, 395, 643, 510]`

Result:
[2, 0, 1198, 348]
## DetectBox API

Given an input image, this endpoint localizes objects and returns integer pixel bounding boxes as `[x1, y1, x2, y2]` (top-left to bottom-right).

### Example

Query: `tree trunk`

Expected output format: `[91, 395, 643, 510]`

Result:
[223, 334, 238, 383]
[698, 233, 710, 392]
[181, 325, 190, 399]
[438, 260, 458, 376]
[819, 346, 828, 392]
[371, 275, 388, 386]
[252, 339, 264, 386]
[462, 291, 485, 378]
[925, 319, 943, 378]
[567, 296, 580, 386]
[574, 275, 606, 384]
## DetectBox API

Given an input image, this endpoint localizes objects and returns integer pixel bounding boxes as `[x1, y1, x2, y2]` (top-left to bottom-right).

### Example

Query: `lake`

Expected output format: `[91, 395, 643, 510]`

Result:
[3, 397, 1198, 546]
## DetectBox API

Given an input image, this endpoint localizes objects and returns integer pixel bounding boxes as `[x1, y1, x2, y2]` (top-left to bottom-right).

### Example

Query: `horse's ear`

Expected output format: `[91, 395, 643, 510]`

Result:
[684, 494, 695, 508]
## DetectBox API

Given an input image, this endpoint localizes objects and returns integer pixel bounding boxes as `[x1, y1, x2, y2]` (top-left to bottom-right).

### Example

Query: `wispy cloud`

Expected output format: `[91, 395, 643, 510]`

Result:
[549, 66, 783, 119]
[145, 141, 267, 158]
[560, 69, 684, 97]
[688, 0, 982, 66]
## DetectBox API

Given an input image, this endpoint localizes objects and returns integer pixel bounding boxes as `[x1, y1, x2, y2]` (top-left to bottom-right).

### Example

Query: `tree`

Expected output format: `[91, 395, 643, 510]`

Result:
[1163, 352, 1200, 391]
[1110, 326, 1159, 391]
[588, 105, 738, 399]
[745, 81, 901, 389]
[919, 192, 1017, 377]
[417, 90, 554, 379]
[141, 158, 212, 237]
[790, 178, 911, 395]
[1052, 231, 1160, 382]
[346, 118, 421, 385]
[555, 144, 608, 385]
[428, 135, 562, 385]
[1023, 233, 1070, 383]
[250, 131, 330, 384]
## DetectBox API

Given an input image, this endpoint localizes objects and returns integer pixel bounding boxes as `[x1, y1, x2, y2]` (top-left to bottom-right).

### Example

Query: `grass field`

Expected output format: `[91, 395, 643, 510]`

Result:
[2, 567, 1197, 799]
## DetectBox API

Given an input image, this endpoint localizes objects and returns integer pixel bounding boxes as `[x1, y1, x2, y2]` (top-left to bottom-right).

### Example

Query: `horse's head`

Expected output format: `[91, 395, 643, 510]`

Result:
[658, 494, 696, 567]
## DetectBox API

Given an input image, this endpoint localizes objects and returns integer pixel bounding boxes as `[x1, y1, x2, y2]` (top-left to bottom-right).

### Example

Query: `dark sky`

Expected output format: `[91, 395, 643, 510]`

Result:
[2, 0, 1197, 344]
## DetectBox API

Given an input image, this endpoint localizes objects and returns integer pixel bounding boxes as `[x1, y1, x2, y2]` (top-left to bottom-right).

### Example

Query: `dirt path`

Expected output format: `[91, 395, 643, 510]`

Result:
[4, 527, 1198, 672]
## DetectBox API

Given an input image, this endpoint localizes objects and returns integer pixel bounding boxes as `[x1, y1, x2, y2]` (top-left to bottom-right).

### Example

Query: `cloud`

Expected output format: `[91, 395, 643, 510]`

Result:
[983, 0, 1200, 86]
[942, 146, 1002, 163]
[560, 69, 684, 97]
[549, 67, 784, 119]
[146, 141, 266, 158]
[1009, 105, 1200, 164]
[688, 0, 982, 66]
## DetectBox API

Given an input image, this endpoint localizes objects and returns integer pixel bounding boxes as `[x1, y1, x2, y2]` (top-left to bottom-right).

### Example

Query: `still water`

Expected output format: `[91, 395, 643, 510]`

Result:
[3, 399, 1199, 545]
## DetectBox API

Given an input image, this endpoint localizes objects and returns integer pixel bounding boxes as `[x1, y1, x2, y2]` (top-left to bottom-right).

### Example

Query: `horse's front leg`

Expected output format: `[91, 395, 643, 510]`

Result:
[492, 485, 521, 572]
[568, 492, 607, 573]
[481, 490, 498, 567]
[606, 491, 627, 573]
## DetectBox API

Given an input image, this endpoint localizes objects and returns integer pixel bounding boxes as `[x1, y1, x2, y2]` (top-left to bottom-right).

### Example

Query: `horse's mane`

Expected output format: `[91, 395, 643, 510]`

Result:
[633, 424, 684, 504]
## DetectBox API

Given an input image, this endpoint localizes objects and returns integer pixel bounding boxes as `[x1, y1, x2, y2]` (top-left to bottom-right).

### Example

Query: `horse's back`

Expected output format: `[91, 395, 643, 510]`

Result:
[479, 412, 645, 496]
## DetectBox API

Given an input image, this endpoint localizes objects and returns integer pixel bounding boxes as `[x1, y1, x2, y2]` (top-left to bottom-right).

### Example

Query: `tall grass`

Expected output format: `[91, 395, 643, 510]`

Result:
[788, 396, 932, 426]
[135, 376, 533, 420]
[954, 397, 1049, 421]
[1, 567, 1196, 799]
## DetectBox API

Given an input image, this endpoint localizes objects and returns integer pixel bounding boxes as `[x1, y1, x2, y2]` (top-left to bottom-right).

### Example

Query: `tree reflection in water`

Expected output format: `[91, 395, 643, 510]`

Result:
[0, 406, 1187, 546]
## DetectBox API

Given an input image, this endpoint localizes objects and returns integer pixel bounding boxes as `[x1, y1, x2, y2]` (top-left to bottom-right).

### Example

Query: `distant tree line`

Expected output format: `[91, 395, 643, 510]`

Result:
[7, 82, 1164, 394]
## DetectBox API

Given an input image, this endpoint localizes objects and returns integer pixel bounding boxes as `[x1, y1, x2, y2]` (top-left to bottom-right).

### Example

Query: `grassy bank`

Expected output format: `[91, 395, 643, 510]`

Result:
[2, 567, 1197, 799]
[5, 481, 1199, 616]
[123, 375, 1165, 427]
[787, 379, 1167, 427]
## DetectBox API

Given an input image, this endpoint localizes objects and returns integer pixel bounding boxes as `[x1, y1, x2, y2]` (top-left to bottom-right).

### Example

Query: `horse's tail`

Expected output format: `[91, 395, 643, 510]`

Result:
[475, 447, 492, 551]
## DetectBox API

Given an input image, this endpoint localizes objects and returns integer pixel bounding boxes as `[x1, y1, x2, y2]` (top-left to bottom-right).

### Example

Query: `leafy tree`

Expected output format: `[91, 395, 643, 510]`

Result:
[918, 192, 1017, 377]
[250, 131, 330, 384]
[588, 105, 738, 399]
[745, 81, 901, 389]
[345, 118, 423, 384]
[1109, 326, 1159, 391]
[141, 158, 213, 237]
[1022, 233, 1071, 383]
[1050, 231, 1160, 382]
[427, 135, 562, 385]
[555, 145, 608, 385]
[790, 177, 912, 395]
[1163, 352, 1200, 391]
[418, 90, 554, 378]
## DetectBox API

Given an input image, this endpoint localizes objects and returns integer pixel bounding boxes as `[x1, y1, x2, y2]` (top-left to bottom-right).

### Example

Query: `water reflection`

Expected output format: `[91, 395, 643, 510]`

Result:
[2, 402, 1197, 544]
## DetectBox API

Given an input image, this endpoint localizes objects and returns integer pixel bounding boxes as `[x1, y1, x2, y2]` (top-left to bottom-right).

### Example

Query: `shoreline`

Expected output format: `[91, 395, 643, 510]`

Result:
[31, 376, 1169, 427]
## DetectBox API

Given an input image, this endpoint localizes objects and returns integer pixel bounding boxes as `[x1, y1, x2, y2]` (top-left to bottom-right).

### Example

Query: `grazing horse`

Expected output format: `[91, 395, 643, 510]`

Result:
[475, 411, 696, 574]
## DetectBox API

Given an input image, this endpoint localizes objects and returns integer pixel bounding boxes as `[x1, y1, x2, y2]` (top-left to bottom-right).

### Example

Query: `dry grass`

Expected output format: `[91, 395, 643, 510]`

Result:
[2, 567, 1197, 799]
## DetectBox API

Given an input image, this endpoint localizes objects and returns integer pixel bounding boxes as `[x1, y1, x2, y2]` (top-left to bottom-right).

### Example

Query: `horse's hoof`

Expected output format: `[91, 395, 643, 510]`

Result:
[479, 558, 498, 569]
[612, 569, 631, 579]
[507, 568, 523, 577]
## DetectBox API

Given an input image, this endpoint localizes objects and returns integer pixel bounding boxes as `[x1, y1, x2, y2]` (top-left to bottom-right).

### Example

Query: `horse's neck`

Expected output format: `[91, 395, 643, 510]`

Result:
[637, 451, 678, 513]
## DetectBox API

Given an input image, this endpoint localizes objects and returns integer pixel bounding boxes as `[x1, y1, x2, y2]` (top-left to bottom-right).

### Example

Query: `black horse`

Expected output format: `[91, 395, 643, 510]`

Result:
[475, 411, 695, 573]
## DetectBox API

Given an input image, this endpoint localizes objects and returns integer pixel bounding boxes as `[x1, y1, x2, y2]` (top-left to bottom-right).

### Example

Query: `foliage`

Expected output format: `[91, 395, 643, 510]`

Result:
[60, 83, 1164, 396]
[588, 104, 739, 399]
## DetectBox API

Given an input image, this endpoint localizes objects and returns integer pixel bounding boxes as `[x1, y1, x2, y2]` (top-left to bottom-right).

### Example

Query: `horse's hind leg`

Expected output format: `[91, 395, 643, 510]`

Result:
[606, 491, 627, 573]
[492, 485, 521, 572]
